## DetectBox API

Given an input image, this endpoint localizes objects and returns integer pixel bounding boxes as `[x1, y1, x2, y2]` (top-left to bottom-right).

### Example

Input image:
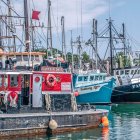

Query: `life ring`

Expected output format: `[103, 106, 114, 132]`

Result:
[8, 91, 18, 107]
[46, 74, 56, 87]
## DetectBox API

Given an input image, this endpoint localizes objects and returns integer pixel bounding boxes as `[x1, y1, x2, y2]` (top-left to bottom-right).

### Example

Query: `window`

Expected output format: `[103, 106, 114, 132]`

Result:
[16, 55, 22, 61]
[23, 55, 29, 61]
[10, 75, 18, 87]
[125, 70, 129, 75]
[78, 76, 82, 81]
[35, 55, 39, 61]
[99, 76, 102, 80]
[90, 76, 94, 81]
[31, 55, 34, 61]
[0, 75, 2, 87]
[103, 76, 105, 80]
[120, 70, 124, 75]
[116, 71, 119, 75]
[131, 70, 134, 75]
[95, 76, 99, 81]
[84, 76, 88, 81]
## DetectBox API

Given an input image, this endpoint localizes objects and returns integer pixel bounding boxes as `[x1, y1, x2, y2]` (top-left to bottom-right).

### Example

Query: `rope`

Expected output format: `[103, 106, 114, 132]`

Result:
[71, 94, 78, 112]
[45, 93, 51, 111]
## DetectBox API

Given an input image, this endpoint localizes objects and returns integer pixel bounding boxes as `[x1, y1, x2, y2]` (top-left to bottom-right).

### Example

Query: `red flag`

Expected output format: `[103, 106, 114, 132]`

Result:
[32, 10, 40, 20]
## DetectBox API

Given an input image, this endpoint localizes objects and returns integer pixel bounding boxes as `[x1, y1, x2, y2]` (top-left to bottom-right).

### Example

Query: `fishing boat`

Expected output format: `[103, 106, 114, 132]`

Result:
[92, 17, 140, 103]
[0, 0, 109, 138]
[73, 70, 115, 104]
[0, 67, 108, 138]
[111, 66, 140, 102]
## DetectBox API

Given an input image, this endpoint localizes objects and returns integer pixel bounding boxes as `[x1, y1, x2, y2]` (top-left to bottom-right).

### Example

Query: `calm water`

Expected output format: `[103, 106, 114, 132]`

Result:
[11, 104, 140, 140]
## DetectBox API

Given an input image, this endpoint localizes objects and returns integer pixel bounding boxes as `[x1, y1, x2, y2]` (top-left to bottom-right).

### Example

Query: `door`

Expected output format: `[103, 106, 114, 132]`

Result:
[32, 74, 42, 107]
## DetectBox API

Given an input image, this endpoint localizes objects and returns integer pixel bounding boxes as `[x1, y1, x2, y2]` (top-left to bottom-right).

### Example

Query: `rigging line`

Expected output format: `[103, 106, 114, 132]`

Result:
[1, 0, 21, 17]
[98, 23, 108, 34]
[103, 41, 110, 60]
[1, 17, 33, 48]
[31, 0, 35, 9]
[50, 6, 61, 46]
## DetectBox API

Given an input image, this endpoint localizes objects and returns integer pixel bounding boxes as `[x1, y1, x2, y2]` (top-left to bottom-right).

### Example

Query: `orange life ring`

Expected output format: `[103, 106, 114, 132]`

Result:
[46, 74, 56, 87]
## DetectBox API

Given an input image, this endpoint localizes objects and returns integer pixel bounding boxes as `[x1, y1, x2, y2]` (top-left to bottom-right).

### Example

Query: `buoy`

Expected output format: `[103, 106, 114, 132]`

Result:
[101, 116, 109, 127]
[49, 119, 58, 130]
[74, 91, 79, 97]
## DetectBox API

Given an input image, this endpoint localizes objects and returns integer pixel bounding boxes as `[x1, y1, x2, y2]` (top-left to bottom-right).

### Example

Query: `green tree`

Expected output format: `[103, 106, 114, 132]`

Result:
[82, 52, 90, 63]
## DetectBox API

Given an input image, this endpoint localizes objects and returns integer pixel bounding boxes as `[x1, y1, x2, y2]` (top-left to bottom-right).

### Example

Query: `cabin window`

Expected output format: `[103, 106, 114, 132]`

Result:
[90, 76, 94, 81]
[31, 55, 34, 61]
[95, 76, 99, 81]
[103, 76, 105, 80]
[99, 76, 102, 80]
[16, 55, 22, 61]
[125, 70, 129, 75]
[0, 75, 2, 87]
[35, 55, 39, 61]
[23, 55, 29, 61]
[84, 76, 88, 81]
[120, 70, 124, 75]
[10, 75, 18, 87]
[135, 70, 137, 74]
[78, 77, 82, 81]
[116, 71, 119, 75]
[131, 70, 134, 75]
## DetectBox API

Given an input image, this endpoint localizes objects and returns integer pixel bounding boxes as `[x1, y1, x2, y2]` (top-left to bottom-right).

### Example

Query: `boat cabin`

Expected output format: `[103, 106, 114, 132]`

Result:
[0, 67, 73, 112]
[73, 72, 106, 88]
[0, 50, 45, 70]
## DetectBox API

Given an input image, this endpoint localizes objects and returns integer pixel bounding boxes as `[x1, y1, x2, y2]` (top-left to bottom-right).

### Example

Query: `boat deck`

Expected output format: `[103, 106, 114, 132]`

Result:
[0, 109, 108, 118]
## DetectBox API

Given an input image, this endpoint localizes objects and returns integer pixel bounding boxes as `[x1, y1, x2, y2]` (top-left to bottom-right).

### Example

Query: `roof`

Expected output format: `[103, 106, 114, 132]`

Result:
[0, 51, 46, 56]
[0, 70, 33, 75]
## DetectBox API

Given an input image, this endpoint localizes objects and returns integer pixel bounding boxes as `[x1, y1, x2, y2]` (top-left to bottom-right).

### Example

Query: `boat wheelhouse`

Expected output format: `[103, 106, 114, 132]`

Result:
[0, 48, 45, 70]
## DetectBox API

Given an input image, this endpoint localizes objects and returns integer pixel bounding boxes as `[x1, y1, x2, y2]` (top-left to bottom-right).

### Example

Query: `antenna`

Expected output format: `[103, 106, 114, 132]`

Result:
[80, 0, 83, 40]
[109, 0, 111, 18]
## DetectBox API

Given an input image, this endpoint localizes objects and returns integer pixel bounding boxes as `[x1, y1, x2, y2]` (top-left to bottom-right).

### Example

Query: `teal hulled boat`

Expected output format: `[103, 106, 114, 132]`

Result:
[73, 70, 116, 104]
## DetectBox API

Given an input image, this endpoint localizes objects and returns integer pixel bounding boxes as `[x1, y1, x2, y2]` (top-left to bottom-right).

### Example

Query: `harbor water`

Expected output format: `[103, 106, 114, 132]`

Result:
[10, 104, 140, 140]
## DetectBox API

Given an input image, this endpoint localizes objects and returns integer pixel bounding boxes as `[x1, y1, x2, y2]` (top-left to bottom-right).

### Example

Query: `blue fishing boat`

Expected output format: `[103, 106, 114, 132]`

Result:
[73, 70, 116, 104]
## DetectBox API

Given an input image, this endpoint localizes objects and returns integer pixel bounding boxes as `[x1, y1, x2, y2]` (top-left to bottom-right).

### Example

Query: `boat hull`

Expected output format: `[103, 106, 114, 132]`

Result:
[76, 79, 115, 104]
[0, 110, 108, 138]
[111, 82, 140, 102]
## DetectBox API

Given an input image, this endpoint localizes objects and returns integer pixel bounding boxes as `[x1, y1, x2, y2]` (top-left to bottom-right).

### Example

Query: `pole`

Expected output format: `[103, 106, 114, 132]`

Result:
[24, 0, 30, 52]
[47, 0, 53, 57]
[71, 30, 74, 72]
[109, 18, 113, 75]
[61, 16, 66, 61]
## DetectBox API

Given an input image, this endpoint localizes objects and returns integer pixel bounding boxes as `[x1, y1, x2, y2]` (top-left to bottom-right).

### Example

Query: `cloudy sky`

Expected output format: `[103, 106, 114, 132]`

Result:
[0, 0, 140, 57]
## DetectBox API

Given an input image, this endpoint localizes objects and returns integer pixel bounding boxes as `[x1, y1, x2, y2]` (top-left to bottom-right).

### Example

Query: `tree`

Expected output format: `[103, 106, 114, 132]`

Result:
[82, 52, 90, 63]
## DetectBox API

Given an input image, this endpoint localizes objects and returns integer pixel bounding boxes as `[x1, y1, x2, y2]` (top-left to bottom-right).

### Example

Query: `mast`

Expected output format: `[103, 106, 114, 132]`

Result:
[92, 19, 98, 70]
[0, 21, 2, 47]
[24, 0, 30, 52]
[77, 36, 82, 69]
[71, 30, 74, 72]
[61, 16, 66, 60]
[109, 18, 113, 75]
[47, 0, 53, 56]
[7, 0, 12, 51]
